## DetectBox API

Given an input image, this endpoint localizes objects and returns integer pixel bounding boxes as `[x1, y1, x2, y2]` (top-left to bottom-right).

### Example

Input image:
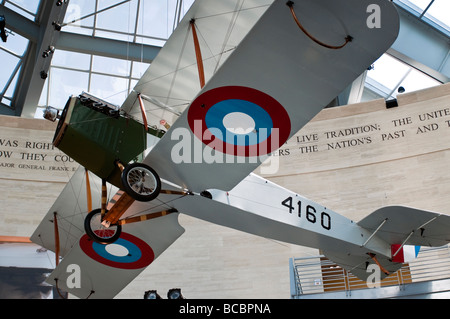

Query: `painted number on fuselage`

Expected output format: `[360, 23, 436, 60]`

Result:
[281, 197, 331, 230]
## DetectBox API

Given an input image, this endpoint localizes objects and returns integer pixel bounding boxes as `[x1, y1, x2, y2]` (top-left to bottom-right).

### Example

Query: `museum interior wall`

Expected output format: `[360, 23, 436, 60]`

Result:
[0, 83, 449, 298]
[257, 83, 450, 221]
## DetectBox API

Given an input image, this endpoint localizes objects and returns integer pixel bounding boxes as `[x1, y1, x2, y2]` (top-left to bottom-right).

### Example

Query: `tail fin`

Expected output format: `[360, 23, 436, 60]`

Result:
[391, 245, 421, 263]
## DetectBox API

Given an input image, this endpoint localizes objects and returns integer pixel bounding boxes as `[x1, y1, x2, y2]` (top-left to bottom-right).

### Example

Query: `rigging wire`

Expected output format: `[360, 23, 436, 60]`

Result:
[128, 3, 271, 101]
[213, 0, 245, 73]
[163, 23, 191, 110]
[61, 0, 132, 27]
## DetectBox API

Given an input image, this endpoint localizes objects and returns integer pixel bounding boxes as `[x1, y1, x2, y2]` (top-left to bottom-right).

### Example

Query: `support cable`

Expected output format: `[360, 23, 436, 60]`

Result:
[61, 0, 132, 27]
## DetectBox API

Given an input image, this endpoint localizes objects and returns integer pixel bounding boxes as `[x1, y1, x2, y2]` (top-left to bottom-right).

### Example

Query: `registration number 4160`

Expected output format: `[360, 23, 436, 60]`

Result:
[281, 197, 331, 230]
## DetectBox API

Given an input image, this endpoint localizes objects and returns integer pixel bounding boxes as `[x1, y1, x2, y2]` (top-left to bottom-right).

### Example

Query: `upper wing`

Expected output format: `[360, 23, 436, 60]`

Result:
[121, 0, 274, 130]
[141, 0, 400, 192]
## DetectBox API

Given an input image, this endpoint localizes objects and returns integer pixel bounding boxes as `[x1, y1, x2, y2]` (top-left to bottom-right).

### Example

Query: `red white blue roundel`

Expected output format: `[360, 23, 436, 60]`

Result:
[187, 86, 291, 157]
[80, 232, 155, 269]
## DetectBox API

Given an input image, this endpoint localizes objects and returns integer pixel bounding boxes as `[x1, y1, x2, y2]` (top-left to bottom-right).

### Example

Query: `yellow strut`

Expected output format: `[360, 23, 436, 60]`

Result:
[190, 19, 205, 88]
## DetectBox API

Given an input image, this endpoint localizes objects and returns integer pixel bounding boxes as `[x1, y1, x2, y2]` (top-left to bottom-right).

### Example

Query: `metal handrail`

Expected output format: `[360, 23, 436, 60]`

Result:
[291, 244, 450, 297]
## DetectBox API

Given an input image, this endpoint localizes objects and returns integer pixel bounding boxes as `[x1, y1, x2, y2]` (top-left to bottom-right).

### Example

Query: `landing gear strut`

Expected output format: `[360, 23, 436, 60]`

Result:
[83, 162, 167, 244]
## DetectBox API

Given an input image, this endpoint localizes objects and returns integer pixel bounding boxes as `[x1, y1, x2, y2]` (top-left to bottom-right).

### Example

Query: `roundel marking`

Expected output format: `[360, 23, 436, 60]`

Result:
[80, 232, 155, 269]
[187, 86, 291, 157]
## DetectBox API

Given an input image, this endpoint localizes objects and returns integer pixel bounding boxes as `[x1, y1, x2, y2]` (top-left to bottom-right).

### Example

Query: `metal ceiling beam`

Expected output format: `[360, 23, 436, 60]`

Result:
[11, 1, 69, 118]
[55, 31, 160, 64]
[0, 5, 38, 115]
[0, 5, 39, 41]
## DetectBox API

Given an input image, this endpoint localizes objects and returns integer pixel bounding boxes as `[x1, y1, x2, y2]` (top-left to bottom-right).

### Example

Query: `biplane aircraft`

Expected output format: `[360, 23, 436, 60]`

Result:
[31, 0, 450, 298]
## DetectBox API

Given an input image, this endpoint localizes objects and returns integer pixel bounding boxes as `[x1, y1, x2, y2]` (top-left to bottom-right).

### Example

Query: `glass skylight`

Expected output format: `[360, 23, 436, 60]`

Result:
[1, 0, 446, 118]
[0, 30, 29, 108]
[395, 0, 450, 34]
[37, 49, 151, 111]
[365, 53, 441, 100]
[2, 0, 41, 21]
[36, 0, 195, 116]
[422, 0, 450, 33]
[63, 0, 194, 45]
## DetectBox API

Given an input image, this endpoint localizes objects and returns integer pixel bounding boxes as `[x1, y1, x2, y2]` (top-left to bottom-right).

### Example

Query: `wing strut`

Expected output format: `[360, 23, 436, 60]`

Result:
[53, 212, 60, 266]
[85, 168, 92, 212]
[117, 208, 178, 225]
[101, 179, 108, 217]
[361, 218, 388, 248]
[391, 230, 415, 258]
[190, 19, 205, 88]
[137, 94, 149, 131]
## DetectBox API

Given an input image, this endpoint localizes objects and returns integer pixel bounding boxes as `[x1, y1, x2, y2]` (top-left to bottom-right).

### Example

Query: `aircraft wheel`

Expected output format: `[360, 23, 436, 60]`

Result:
[121, 162, 161, 202]
[84, 209, 122, 244]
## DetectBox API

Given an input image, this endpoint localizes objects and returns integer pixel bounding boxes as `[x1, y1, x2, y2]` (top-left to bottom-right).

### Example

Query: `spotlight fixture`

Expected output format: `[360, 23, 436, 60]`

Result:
[52, 21, 62, 31]
[0, 15, 7, 43]
[167, 288, 184, 299]
[40, 71, 48, 80]
[385, 98, 398, 109]
[56, 0, 68, 6]
[42, 46, 55, 58]
[43, 106, 61, 122]
[144, 290, 162, 299]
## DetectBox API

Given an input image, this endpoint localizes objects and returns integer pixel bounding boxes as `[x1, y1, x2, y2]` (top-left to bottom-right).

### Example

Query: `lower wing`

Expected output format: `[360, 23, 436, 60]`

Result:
[30, 167, 185, 299]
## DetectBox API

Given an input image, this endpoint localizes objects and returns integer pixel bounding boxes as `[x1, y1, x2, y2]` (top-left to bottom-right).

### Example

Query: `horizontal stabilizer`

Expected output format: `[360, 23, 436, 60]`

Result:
[358, 206, 450, 247]
[323, 206, 450, 282]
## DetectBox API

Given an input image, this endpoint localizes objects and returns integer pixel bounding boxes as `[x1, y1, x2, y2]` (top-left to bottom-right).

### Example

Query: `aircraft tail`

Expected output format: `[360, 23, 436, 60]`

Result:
[390, 244, 421, 263]
[323, 206, 450, 282]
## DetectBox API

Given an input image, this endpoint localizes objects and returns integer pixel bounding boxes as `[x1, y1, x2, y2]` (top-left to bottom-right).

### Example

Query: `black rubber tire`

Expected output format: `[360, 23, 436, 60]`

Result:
[121, 163, 161, 202]
[84, 208, 122, 244]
